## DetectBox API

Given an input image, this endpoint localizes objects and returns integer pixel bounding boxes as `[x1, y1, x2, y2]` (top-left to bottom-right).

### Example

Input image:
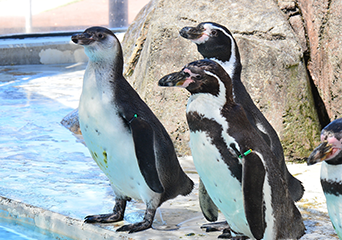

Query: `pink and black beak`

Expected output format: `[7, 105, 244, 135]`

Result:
[307, 118, 342, 166]
[307, 141, 334, 165]
[71, 31, 95, 46]
[179, 25, 204, 40]
[158, 70, 192, 88]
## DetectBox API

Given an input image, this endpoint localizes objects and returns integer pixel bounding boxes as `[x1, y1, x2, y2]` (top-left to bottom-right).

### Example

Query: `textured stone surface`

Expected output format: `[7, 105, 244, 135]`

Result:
[277, 0, 307, 53]
[297, 0, 342, 121]
[121, 0, 321, 159]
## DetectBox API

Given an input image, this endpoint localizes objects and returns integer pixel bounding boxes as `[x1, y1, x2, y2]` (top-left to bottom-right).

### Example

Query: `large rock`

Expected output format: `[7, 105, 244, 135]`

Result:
[296, 0, 342, 122]
[121, 0, 321, 159]
[276, 0, 331, 129]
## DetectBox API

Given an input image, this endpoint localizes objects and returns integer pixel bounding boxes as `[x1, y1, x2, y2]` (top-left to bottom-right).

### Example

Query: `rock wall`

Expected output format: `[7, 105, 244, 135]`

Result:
[296, 0, 341, 122]
[121, 0, 322, 159]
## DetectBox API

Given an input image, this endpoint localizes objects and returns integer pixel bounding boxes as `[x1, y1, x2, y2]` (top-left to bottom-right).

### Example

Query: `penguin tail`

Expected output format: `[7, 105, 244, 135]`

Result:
[180, 176, 194, 197]
[287, 172, 305, 202]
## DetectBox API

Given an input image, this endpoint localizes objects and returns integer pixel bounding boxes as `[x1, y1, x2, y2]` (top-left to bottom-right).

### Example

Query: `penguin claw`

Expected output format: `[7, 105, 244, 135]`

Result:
[84, 213, 123, 223]
[116, 220, 152, 233]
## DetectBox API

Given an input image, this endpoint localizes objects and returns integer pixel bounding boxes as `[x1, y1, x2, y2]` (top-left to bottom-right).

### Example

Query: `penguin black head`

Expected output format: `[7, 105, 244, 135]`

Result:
[307, 118, 342, 165]
[179, 22, 238, 63]
[71, 26, 121, 62]
[158, 59, 233, 101]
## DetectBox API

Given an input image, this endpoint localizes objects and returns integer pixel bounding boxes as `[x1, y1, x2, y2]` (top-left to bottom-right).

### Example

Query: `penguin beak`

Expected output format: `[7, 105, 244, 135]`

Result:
[307, 141, 333, 165]
[179, 26, 204, 40]
[158, 71, 192, 88]
[71, 32, 95, 45]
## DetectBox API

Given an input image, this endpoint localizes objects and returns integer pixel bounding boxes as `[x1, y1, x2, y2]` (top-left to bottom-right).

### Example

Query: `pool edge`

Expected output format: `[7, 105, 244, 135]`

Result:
[0, 196, 130, 240]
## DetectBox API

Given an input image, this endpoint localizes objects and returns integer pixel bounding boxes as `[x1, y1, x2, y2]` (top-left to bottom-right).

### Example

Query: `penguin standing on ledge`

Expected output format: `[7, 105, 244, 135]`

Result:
[71, 26, 193, 233]
[159, 59, 305, 239]
[180, 21, 303, 202]
[307, 118, 342, 239]
[179, 22, 304, 216]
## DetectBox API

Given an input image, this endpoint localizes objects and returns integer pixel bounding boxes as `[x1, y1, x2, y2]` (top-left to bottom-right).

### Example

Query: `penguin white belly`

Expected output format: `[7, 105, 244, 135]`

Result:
[321, 162, 342, 238]
[190, 131, 254, 238]
[78, 89, 156, 202]
[324, 193, 342, 238]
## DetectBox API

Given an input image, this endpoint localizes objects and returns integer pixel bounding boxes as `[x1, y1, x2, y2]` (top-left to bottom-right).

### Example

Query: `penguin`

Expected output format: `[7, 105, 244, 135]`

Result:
[307, 118, 342, 239]
[71, 26, 193, 233]
[159, 59, 305, 239]
[179, 22, 304, 214]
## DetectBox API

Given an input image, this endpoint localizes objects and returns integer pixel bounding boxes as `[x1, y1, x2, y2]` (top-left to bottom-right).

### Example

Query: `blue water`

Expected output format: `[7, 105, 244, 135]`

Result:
[0, 218, 73, 240]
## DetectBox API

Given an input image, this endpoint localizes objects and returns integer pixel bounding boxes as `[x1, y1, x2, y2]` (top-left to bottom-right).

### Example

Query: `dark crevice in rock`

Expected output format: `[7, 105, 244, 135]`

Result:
[303, 55, 331, 130]
[291, 0, 330, 130]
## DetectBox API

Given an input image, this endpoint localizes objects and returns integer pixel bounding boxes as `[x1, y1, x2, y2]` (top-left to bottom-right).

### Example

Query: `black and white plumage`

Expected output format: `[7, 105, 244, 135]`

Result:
[71, 26, 193, 233]
[159, 59, 305, 239]
[179, 22, 304, 204]
[307, 118, 342, 238]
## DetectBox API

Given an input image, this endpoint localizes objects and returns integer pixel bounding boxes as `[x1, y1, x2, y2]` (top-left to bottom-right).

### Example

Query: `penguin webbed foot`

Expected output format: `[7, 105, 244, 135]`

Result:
[116, 220, 152, 233]
[84, 198, 127, 223]
[84, 212, 123, 223]
[116, 208, 156, 233]
[201, 221, 229, 232]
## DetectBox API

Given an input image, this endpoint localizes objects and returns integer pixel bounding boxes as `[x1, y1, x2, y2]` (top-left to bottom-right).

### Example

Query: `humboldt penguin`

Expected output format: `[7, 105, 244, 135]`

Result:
[307, 118, 342, 239]
[159, 59, 305, 239]
[71, 26, 193, 233]
[179, 22, 304, 216]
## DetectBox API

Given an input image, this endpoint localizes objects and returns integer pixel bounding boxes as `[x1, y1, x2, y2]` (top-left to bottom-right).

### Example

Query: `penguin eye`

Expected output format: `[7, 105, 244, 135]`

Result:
[97, 33, 105, 39]
[211, 30, 218, 37]
[193, 74, 202, 80]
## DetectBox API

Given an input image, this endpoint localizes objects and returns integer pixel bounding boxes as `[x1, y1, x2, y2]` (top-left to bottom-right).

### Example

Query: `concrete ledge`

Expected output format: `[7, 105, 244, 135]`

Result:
[0, 196, 132, 240]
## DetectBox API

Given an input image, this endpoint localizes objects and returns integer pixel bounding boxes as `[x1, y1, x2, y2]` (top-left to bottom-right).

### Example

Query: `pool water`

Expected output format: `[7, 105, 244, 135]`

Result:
[0, 217, 73, 240]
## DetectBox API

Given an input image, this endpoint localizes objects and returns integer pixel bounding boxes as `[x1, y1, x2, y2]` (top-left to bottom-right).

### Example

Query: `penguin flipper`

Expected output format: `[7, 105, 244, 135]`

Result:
[286, 169, 305, 202]
[130, 117, 164, 193]
[199, 178, 219, 222]
[243, 152, 266, 239]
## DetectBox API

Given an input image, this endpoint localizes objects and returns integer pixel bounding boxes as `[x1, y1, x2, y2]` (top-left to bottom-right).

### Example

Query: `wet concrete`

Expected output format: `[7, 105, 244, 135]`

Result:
[0, 63, 338, 239]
